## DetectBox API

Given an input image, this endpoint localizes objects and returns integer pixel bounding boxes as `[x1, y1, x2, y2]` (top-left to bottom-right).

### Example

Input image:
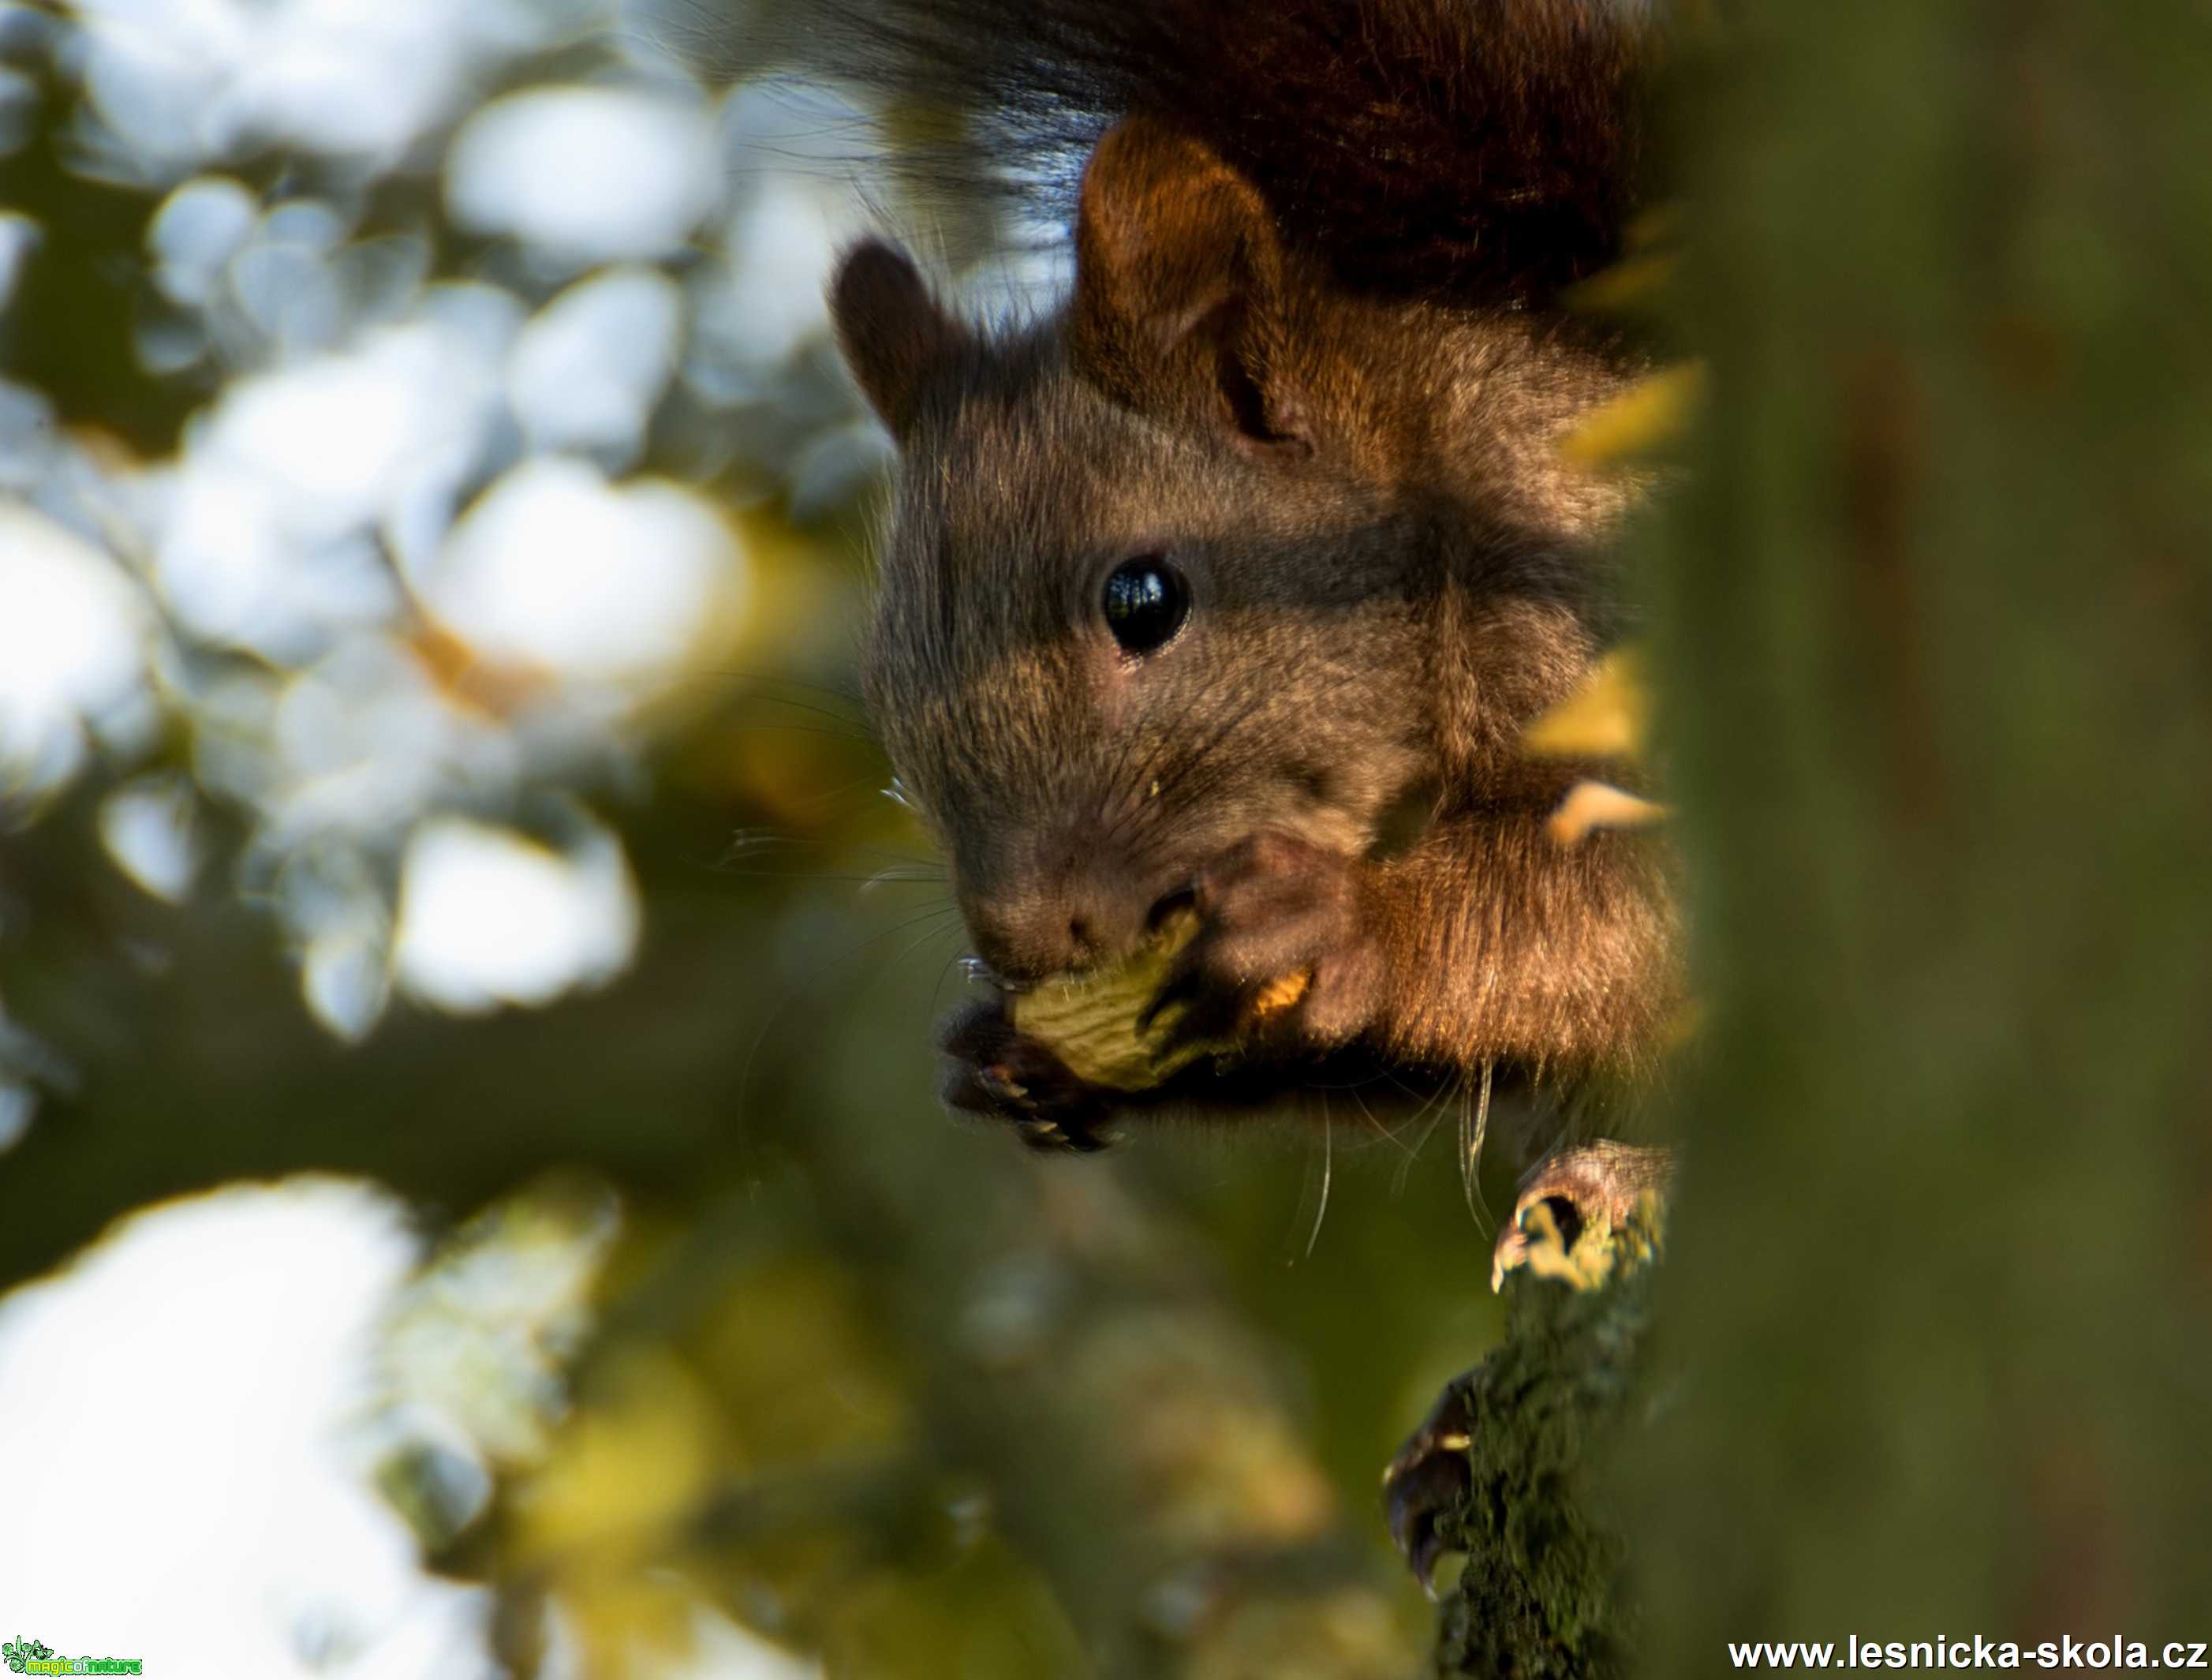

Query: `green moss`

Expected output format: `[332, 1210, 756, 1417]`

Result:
[1429, 1199, 1661, 1678]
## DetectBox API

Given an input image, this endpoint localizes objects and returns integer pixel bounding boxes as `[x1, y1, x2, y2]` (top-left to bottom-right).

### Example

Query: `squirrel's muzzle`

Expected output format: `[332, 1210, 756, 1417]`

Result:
[955, 840, 1181, 987]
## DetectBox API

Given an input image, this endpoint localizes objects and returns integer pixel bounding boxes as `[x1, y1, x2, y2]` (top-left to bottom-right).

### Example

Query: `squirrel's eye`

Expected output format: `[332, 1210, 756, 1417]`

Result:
[1101, 557, 1190, 656]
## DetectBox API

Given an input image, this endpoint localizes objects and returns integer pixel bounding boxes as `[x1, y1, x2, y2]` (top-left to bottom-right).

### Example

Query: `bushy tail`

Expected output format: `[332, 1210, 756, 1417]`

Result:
[736, 0, 1654, 309]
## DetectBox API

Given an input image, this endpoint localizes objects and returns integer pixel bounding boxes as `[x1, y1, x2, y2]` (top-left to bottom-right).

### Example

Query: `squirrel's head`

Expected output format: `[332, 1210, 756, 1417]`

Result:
[831, 118, 1627, 986]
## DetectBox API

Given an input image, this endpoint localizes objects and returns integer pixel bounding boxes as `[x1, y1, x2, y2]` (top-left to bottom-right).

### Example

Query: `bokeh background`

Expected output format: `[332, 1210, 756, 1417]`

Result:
[0, 2, 1504, 1675]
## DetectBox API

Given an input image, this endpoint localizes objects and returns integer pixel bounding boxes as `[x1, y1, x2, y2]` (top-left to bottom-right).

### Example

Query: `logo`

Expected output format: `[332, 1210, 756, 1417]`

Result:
[2, 1638, 141, 1675]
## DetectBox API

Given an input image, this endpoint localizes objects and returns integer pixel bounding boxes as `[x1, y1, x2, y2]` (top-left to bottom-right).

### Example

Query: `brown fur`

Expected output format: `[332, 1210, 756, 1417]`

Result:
[826, 0, 1679, 1128]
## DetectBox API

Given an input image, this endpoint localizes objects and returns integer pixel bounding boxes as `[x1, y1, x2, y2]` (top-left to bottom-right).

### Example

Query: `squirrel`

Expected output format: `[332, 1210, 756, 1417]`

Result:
[813, 0, 1678, 1132]
[801, 0, 1680, 1586]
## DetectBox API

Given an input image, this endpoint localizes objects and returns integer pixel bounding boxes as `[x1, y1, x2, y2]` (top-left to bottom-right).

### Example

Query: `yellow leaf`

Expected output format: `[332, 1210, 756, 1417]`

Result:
[1564, 251, 1679, 315]
[1521, 647, 1653, 762]
[1559, 361, 1706, 466]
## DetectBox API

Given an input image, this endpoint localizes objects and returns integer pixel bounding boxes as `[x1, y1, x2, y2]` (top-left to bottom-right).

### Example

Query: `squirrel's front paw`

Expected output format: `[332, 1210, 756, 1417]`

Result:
[939, 995, 1119, 1153]
[1143, 832, 1383, 1056]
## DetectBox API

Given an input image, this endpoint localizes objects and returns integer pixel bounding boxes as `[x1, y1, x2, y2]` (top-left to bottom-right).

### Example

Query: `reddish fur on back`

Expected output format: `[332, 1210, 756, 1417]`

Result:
[789, 0, 1653, 310]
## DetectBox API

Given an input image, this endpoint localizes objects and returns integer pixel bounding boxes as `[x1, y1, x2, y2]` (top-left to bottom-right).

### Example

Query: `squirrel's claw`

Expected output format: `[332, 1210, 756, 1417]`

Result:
[1490, 1140, 1673, 1293]
[939, 995, 1119, 1151]
[1382, 1373, 1478, 1598]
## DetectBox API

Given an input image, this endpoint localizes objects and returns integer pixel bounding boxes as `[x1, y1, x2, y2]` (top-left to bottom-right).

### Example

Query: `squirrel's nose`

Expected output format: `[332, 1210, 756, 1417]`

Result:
[961, 874, 1146, 987]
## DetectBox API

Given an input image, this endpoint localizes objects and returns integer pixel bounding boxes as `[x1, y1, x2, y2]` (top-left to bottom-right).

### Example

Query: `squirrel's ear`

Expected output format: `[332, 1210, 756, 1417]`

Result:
[831, 240, 967, 443]
[1071, 118, 1306, 455]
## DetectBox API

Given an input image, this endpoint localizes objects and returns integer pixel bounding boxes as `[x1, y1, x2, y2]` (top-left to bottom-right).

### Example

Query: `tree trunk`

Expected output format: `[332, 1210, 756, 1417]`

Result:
[1622, 0, 2212, 1663]
[1429, 1195, 1662, 1678]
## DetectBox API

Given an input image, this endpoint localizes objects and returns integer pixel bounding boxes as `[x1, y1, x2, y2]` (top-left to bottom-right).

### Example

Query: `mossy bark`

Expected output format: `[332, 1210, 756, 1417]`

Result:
[1620, 0, 2212, 1666]
[1429, 1203, 1661, 1679]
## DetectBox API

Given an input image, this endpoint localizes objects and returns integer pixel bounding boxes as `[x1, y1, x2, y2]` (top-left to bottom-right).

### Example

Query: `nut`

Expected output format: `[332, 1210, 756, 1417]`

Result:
[1008, 911, 1311, 1091]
